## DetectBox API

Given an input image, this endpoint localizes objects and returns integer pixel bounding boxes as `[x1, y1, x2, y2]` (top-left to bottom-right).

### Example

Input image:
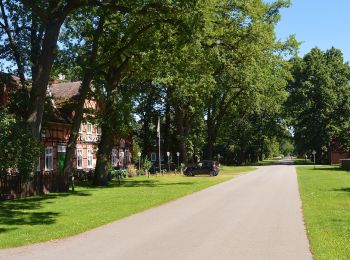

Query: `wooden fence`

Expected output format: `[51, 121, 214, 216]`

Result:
[0, 172, 69, 200]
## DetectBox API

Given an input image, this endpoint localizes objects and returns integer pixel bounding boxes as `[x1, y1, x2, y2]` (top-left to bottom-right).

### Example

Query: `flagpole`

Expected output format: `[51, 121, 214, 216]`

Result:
[157, 117, 162, 175]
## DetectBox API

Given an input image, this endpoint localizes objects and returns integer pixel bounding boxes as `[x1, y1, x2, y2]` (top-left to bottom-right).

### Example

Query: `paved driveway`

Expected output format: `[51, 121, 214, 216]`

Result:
[0, 163, 312, 260]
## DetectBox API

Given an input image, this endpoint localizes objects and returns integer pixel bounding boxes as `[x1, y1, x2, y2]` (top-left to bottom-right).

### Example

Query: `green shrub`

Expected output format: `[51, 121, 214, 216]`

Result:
[0, 110, 41, 180]
[142, 158, 152, 171]
[136, 169, 145, 176]
[127, 164, 136, 177]
[114, 169, 127, 178]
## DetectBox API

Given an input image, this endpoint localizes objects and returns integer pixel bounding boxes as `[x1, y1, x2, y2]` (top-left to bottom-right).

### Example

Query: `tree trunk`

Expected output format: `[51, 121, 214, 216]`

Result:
[93, 59, 127, 185]
[62, 17, 104, 178]
[204, 106, 218, 160]
[163, 99, 171, 155]
[175, 105, 188, 164]
[94, 121, 114, 186]
[26, 20, 63, 139]
[62, 74, 93, 177]
[141, 114, 151, 157]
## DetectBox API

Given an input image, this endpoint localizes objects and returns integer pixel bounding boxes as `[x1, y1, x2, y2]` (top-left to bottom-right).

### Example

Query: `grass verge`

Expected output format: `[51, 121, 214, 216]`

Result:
[297, 166, 350, 259]
[0, 165, 254, 249]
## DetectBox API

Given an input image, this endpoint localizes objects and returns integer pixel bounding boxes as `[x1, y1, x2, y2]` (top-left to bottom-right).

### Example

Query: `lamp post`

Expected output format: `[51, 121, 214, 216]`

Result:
[137, 152, 141, 170]
[312, 150, 316, 169]
[167, 152, 170, 172]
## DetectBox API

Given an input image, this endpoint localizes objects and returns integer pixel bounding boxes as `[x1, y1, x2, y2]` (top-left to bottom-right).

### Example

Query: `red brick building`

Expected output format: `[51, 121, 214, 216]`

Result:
[328, 140, 350, 164]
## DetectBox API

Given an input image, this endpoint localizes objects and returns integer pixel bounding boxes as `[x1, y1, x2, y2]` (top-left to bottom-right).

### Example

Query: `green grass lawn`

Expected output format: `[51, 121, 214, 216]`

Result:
[0, 166, 254, 249]
[297, 166, 350, 260]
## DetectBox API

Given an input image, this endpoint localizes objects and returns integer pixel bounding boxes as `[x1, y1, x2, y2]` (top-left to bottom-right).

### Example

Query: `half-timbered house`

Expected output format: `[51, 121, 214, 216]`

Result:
[1, 74, 133, 175]
[40, 81, 133, 174]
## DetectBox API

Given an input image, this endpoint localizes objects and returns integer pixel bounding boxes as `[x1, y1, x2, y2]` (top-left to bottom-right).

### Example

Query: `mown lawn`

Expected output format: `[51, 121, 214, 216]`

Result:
[297, 166, 350, 260]
[0, 166, 254, 249]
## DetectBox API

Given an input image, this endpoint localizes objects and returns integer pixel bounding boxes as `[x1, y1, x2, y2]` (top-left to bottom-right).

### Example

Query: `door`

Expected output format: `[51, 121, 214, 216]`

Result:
[57, 145, 66, 175]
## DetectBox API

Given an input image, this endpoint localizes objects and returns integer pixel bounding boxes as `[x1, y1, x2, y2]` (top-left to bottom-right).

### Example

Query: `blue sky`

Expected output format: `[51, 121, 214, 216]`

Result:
[272, 0, 350, 62]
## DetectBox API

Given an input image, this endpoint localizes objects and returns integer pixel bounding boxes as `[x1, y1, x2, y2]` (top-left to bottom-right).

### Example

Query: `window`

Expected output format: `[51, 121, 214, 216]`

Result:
[87, 149, 93, 168]
[125, 148, 129, 164]
[96, 125, 102, 135]
[45, 147, 53, 171]
[77, 149, 83, 169]
[119, 150, 125, 166]
[111, 149, 117, 166]
[151, 152, 156, 162]
[79, 124, 83, 133]
[87, 122, 92, 134]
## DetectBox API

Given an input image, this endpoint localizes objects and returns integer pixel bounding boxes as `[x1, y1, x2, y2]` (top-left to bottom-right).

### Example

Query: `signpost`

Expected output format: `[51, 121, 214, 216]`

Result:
[138, 152, 141, 170]
[312, 150, 316, 169]
[176, 152, 180, 169]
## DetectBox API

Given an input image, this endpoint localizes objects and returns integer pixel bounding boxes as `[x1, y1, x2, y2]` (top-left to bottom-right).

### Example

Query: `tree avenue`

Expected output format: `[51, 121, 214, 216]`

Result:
[1, 0, 349, 186]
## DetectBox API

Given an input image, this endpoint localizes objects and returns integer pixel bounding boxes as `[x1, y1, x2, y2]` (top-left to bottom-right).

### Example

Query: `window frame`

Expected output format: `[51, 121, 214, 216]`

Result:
[86, 122, 92, 134]
[111, 149, 117, 166]
[87, 149, 93, 168]
[151, 152, 156, 162]
[45, 147, 53, 171]
[96, 125, 102, 135]
[77, 149, 83, 169]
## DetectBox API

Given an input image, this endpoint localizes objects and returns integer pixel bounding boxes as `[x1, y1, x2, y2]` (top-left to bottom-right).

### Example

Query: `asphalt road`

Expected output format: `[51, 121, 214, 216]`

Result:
[0, 162, 312, 260]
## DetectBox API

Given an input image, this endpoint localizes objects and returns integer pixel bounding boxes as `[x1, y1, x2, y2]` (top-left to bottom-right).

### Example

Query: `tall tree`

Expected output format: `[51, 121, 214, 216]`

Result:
[1, 0, 129, 139]
[202, 0, 292, 159]
[92, 1, 199, 184]
[59, 12, 106, 178]
[286, 47, 350, 163]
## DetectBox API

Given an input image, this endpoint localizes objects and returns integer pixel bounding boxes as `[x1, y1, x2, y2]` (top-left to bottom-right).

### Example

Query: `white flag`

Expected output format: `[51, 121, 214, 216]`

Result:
[157, 117, 160, 137]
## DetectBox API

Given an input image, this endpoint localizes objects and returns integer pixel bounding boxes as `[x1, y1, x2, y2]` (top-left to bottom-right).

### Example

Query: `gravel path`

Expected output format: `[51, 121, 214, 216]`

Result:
[0, 162, 312, 260]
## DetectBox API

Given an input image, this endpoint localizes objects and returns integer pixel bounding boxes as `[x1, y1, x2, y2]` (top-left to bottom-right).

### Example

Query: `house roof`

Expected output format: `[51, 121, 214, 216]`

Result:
[50, 81, 82, 100]
[0, 72, 21, 92]
[1, 73, 91, 124]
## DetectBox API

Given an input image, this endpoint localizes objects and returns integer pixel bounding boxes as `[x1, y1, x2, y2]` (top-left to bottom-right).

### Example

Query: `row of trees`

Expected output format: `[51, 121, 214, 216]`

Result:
[6, 0, 343, 184]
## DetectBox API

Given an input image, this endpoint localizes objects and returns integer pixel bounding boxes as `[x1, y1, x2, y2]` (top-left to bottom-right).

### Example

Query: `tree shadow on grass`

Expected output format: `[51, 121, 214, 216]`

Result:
[0, 190, 91, 234]
[76, 178, 196, 189]
[333, 187, 350, 193]
[0, 227, 16, 234]
[312, 167, 344, 172]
